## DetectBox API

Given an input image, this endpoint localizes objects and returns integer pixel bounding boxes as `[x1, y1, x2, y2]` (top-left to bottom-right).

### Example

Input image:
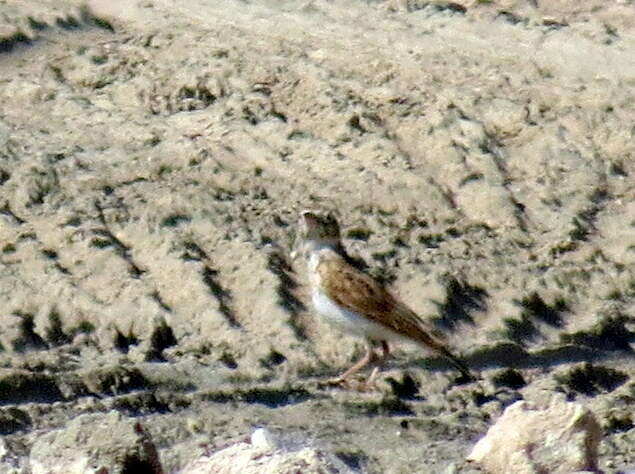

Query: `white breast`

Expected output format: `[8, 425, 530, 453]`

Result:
[311, 288, 402, 342]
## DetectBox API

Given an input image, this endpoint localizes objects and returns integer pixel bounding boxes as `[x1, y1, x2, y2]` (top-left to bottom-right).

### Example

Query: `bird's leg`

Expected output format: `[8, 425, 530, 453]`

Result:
[329, 341, 377, 384]
[366, 340, 390, 386]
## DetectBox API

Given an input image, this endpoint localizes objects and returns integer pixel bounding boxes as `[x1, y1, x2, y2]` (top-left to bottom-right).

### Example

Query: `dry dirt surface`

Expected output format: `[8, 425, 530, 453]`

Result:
[0, 0, 634, 472]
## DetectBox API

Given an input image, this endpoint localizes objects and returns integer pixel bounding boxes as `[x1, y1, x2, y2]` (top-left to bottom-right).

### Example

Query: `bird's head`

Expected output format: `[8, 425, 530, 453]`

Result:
[295, 209, 342, 256]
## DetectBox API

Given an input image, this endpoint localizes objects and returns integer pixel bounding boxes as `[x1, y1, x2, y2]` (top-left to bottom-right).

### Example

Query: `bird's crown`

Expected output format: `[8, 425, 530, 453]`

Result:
[299, 209, 341, 244]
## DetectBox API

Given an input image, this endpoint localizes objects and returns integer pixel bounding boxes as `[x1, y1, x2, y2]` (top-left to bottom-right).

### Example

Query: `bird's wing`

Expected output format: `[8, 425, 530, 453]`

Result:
[317, 255, 473, 377]
[316, 256, 442, 345]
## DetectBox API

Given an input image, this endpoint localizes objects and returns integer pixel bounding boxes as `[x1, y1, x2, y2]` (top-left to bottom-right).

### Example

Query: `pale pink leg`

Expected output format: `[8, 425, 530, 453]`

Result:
[330, 342, 378, 384]
[366, 341, 390, 385]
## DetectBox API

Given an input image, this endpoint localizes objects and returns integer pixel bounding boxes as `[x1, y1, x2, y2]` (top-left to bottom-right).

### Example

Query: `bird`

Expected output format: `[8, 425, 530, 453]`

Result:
[297, 209, 473, 386]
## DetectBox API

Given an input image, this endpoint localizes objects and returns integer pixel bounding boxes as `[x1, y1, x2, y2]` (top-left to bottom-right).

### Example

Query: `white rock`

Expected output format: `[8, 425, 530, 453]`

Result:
[0, 438, 7, 460]
[250, 428, 279, 451]
[467, 397, 601, 474]
[182, 428, 353, 474]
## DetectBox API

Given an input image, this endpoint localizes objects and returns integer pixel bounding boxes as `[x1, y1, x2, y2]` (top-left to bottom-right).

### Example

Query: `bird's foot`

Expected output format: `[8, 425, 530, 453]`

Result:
[318, 369, 381, 392]
[316, 375, 350, 389]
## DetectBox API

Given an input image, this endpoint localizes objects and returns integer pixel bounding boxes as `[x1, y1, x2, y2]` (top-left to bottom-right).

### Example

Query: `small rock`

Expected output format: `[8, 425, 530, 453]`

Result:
[182, 428, 353, 474]
[250, 428, 279, 451]
[467, 397, 601, 474]
[0, 438, 7, 460]
[29, 411, 162, 474]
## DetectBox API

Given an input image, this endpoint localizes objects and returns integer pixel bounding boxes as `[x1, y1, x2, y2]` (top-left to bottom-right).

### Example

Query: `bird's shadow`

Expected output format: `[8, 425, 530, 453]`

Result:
[403, 342, 633, 373]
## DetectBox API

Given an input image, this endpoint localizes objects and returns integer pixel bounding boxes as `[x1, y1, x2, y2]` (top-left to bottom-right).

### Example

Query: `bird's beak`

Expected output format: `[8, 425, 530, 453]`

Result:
[300, 211, 319, 231]
[289, 229, 303, 262]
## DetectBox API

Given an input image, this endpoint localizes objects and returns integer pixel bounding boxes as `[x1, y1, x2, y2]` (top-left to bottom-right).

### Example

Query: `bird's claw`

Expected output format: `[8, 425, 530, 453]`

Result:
[318, 374, 379, 392]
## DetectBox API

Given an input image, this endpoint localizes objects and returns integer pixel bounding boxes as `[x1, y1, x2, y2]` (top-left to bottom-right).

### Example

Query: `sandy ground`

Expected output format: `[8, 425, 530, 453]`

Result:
[0, 0, 634, 472]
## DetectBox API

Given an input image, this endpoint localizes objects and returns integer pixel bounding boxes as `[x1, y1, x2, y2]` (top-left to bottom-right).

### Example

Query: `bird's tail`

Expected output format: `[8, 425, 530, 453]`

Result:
[437, 345, 475, 380]
[395, 303, 476, 379]
[416, 329, 475, 380]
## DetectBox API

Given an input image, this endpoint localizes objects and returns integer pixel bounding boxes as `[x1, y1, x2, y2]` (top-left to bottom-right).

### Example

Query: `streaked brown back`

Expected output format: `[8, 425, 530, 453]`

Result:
[316, 255, 447, 351]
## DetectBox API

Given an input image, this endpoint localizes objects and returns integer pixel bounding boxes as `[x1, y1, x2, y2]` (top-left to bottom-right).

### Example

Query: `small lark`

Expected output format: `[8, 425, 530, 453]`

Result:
[298, 210, 473, 385]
